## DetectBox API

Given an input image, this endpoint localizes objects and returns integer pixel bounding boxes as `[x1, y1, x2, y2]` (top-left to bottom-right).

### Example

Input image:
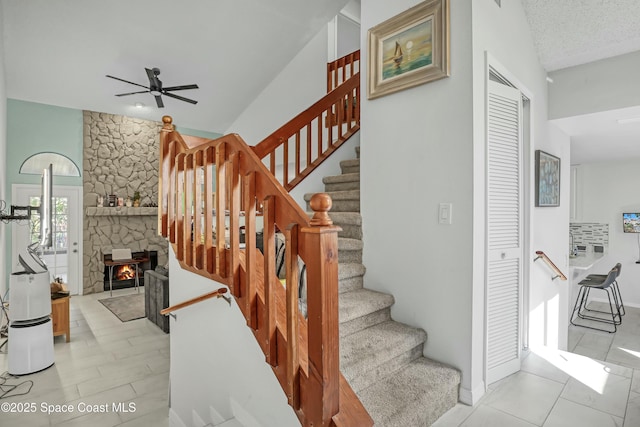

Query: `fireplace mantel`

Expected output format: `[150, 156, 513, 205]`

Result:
[85, 207, 158, 217]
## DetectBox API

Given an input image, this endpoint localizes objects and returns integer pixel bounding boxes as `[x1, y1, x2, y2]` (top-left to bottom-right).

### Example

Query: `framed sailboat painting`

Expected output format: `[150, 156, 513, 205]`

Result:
[367, 0, 450, 99]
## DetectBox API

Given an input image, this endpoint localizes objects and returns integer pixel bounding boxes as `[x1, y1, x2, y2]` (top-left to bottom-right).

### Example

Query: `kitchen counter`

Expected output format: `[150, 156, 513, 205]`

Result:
[569, 252, 606, 283]
[569, 251, 606, 270]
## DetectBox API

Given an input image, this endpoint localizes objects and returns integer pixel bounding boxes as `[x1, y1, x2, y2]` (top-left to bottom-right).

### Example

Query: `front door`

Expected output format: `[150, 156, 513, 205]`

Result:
[13, 184, 82, 295]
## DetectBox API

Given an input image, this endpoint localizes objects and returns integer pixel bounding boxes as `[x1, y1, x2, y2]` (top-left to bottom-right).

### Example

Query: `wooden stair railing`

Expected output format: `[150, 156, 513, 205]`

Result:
[158, 116, 373, 427]
[534, 251, 568, 281]
[160, 288, 230, 317]
[252, 50, 360, 192]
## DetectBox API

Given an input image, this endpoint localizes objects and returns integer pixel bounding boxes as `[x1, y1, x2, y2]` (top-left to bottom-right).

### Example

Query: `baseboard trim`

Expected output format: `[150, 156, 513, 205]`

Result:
[459, 381, 485, 406]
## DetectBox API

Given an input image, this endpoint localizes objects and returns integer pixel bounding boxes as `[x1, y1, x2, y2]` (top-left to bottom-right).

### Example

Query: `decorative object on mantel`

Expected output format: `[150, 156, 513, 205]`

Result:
[97, 195, 104, 207]
[125, 196, 132, 207]
[535, 150, 561, 207]
[108, 194, 117, 207]
[133, 191, 141, 207]
[367, 0, 450, 100]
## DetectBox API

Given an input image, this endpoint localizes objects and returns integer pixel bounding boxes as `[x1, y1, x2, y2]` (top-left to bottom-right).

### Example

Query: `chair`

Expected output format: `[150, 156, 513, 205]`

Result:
[583, 263, 624, 317]
[570, 266, 621, 333]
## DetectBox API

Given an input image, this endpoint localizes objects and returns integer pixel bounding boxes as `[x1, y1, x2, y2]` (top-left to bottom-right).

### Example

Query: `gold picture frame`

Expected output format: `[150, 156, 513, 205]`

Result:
[367, 0, 450, 100]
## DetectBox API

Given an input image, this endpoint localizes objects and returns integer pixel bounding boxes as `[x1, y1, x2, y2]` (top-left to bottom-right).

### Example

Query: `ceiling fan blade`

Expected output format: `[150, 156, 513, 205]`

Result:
[162, 84, 199, 91]
[106, 75, 150, 90]
[145, 68, 162, 88]
[163, 92, 198, 104]
[155, 95, 164, 108]
[115, 90, 151, 97]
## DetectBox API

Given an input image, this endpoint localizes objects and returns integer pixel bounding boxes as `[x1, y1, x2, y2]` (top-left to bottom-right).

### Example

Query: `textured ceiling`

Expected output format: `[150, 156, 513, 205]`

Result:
[522, 0, 640, 164]
[521, 0, 640, 71]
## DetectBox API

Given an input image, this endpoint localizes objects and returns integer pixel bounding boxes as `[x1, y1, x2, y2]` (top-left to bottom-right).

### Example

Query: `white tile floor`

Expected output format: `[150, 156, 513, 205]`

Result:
[0, 288, 169, 427]
[2, 290, 639, 427]
[434, 303, 640, 427]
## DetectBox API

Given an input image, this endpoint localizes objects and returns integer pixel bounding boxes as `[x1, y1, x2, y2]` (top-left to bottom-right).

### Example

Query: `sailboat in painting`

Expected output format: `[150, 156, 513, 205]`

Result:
[393, 41, 403, 67]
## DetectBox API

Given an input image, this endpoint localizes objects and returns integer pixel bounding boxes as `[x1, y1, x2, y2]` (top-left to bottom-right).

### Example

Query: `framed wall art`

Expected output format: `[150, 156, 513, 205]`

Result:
[535, 150, 561, 207]
[367, 0, 450, 100]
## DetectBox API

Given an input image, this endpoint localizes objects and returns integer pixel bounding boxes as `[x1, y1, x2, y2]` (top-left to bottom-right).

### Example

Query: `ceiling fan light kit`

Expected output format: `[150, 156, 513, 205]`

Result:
[106, 67, 199, 108]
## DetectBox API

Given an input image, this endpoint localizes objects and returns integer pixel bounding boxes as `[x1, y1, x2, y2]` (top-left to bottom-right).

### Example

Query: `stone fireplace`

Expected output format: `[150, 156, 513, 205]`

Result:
[82, 111, 168, 294]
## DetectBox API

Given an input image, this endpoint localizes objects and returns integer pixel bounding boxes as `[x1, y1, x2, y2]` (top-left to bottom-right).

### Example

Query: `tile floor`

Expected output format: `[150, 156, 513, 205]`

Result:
[2, 290, 639, 427]
[0, 288, 169, 427]
[434, 302, 640, 427]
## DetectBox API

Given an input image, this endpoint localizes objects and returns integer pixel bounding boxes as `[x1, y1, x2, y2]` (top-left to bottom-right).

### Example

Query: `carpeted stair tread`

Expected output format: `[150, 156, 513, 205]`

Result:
[358, 357, 461, 427]
[341, 159, 360, 168]
[338, 237, 363, 263]
[304, 189, 360, 202]
[323, 173, 360, 191]
[324, 173, 360, 184]
[340, 321, 427, 390]
[338, 263, 366, 281]
[339, 288, 394, 325]
[338, 237, 363, 251]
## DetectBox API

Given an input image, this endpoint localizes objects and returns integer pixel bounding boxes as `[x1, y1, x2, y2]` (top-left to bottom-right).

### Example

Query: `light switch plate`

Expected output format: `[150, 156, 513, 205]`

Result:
[439, 203, 452, 225]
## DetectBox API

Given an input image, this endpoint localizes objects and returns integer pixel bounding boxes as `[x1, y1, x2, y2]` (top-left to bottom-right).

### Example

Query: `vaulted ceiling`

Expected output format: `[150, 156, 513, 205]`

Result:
[0, 0, 349, 133]
[2, 1, 639, 162]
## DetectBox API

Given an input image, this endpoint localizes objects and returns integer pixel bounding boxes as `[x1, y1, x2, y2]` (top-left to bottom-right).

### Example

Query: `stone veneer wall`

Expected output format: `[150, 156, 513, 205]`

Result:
[83, 111, 168, 294]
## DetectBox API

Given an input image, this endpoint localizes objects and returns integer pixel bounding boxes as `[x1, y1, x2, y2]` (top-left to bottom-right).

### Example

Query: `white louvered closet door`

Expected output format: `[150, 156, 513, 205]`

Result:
[486, 80, 523, 385]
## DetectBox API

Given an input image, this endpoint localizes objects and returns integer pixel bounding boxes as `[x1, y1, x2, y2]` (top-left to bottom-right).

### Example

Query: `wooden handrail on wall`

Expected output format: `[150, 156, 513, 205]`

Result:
[252, 50, 361, 192]
[158, 116, 372, 427]
[534, 251, 568, 281]
[160, 288, 230, 316]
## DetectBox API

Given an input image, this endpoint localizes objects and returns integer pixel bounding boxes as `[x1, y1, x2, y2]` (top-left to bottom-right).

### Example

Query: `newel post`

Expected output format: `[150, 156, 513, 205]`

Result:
[302, 193, 341, 426]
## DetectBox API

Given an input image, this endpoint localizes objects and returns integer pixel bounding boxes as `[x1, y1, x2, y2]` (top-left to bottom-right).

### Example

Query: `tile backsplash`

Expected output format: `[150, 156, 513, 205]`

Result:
[569, 222, 609, 248]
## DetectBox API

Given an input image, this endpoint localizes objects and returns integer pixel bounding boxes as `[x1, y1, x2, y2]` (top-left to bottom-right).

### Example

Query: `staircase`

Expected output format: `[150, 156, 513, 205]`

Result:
[304, 146, 461, 426]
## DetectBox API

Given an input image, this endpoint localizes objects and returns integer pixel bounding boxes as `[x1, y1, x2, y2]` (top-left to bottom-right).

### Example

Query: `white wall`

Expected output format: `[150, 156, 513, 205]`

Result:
[548, 51, 640, 120]
[168, 248, 300, 427]
[0, 3, 8, 299]
[471, 0, 571, 384]
[224, 27, 329, 146]
[574, 159, 640, 307]
[361, 0, 476, 401]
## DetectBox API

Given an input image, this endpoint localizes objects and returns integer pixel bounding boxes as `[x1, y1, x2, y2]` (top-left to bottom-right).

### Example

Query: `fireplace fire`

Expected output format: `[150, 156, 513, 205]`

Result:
[103, 250, 157, 292]
[114, 265, 136, 281]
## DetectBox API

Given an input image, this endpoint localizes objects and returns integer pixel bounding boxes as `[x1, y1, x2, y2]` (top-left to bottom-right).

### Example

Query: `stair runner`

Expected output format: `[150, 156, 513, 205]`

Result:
[304, 146, 461, 426]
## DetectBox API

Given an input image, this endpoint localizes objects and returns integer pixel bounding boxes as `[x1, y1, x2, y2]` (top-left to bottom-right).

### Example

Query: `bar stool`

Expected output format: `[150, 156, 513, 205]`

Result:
[570, 266, 621, 333]
[583, 263, 624, 317]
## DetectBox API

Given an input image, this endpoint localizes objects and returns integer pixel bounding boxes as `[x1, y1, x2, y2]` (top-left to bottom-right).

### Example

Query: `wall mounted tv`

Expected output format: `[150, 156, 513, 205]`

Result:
[622, 213, 640, 233]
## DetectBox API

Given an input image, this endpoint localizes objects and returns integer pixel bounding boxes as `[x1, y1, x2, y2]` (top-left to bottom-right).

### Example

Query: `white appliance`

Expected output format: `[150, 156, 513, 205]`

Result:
[8, 248, 55, 375]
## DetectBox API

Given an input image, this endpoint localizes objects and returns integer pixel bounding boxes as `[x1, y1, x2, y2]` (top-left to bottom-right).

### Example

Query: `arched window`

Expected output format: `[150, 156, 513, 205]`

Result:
[19, 152, 81, 177]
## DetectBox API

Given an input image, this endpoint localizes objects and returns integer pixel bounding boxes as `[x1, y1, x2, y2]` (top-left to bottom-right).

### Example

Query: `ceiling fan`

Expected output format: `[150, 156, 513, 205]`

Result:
[106, 67, 198, 108]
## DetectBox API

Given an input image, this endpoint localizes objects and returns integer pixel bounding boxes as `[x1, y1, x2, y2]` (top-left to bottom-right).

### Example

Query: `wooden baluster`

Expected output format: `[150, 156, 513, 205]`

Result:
[216, 143, 227, 276]
[184, 153, 194, 267]
[262, 196, 277, 365]
[204, 147, 215, 274]
[327, 63, 332, 93]
[317, 114, 323, 160]
[295, 131, 301, 178]
[168, 141, 178, 243]
[283, 137, 289, 187]
[270, 152, 276, 176]
[159, 116, 172, 237]
[285, 223, 300, 408]
[228, 151, 241, 294]
[355, 83, 360, 124]
[306, 123, 312, 170]
[337, 97, 344, 140]
[176, 153, 186, 260]
[194, 150, 204, 270]
[243, 171, 257, 328]
[302, 193, 340, 426]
